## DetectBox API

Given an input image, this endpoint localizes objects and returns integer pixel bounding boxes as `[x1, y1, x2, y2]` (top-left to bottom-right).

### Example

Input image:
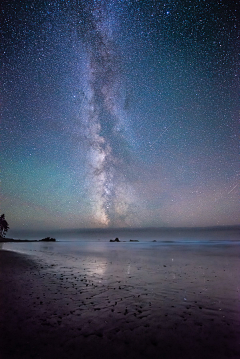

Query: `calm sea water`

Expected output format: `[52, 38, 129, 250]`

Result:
[2, 228, 240, 264]
[6, 226, 240, 242]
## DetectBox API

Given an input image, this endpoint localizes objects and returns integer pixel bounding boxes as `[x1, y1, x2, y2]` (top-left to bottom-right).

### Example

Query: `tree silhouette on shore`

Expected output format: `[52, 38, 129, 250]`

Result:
[0, 214, 9, 237]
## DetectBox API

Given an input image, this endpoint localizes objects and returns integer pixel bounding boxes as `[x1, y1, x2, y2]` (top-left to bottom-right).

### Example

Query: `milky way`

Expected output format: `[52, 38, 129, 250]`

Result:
[1, 0, 239, 231]
[76, 2, 135, 226]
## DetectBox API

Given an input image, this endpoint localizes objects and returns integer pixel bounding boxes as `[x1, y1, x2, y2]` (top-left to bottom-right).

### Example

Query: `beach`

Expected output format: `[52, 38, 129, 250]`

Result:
[0, 239, 240, 359]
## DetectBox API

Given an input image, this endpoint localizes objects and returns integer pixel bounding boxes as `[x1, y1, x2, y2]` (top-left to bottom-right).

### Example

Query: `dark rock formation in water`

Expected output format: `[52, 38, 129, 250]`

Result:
[110, 238, 120, 242]
[40, 237, 56, 242]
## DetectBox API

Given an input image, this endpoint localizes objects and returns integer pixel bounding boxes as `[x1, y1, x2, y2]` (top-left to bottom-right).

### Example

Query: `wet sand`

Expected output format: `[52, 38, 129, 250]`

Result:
[0, 243, 240, 359]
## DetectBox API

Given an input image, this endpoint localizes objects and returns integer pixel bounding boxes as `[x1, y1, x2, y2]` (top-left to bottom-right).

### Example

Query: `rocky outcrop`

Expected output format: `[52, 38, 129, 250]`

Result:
[40, 237, 56, 242]
[110, 238, 120, 242]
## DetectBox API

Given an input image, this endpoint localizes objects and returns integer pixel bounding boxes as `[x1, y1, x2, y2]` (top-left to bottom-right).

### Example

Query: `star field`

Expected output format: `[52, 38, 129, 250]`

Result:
[1, 0, 239, 231]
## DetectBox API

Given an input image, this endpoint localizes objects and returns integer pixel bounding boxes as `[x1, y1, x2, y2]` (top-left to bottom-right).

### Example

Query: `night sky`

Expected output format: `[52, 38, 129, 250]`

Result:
[2, 0, 239, 232]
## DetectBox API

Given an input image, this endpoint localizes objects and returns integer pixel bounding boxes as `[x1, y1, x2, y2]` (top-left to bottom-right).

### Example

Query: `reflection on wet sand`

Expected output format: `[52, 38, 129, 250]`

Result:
[1, 238, 240, 359]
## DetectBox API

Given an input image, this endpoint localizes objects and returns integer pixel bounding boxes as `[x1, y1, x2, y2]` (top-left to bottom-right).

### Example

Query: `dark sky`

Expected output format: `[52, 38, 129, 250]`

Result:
[1, 0, 239, 231]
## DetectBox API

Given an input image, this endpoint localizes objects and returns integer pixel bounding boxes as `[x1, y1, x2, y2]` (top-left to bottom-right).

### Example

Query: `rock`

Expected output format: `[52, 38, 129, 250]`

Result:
[110, 238, 120, 242]
[40, 237, 56, 242]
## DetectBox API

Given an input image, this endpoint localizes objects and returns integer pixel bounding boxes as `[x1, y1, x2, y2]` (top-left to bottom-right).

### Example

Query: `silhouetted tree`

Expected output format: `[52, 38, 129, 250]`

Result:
[0, 214, 9, 237]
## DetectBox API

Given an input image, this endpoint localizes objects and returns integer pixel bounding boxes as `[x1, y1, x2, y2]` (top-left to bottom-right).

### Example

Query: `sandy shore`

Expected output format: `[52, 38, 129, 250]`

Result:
[0, 245, 240, 359]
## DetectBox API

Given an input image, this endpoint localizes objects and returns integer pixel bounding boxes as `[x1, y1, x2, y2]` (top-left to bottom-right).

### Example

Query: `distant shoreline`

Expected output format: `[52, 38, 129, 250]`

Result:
[0, 237, 56, 243]
[0, 238, 38, 243]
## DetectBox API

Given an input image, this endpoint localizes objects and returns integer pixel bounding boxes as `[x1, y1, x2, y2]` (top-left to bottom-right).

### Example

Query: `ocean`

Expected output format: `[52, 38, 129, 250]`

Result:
[2, 227, 240, 275]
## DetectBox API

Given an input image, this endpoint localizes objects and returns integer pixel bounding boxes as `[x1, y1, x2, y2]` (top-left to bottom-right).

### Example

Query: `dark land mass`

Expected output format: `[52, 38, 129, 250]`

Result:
[0, 236, 56, 243]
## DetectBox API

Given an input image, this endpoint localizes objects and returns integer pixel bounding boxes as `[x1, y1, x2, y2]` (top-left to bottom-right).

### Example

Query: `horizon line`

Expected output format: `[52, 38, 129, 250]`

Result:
[9, 224, 240, 234]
